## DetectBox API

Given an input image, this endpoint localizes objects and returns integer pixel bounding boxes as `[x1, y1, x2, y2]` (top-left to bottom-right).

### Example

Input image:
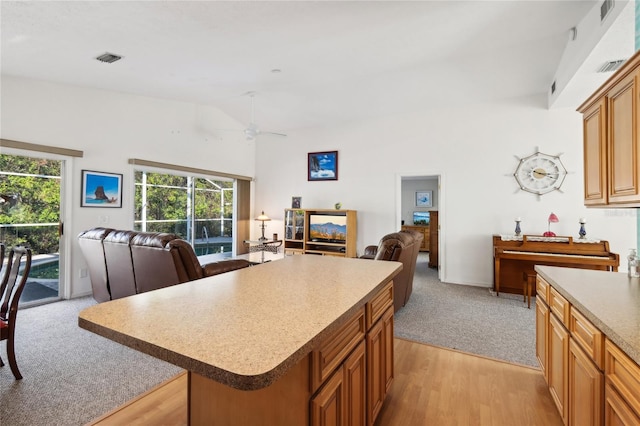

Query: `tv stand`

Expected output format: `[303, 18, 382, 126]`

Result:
[284, 209, 357, 257]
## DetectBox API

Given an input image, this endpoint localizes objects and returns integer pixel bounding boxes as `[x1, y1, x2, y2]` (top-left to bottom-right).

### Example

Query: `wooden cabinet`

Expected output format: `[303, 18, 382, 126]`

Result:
[604, 339, 640, 425]
[284, 209, 357, 257]
[311, 282, 394, 426]
[400, 225, 429, 251]
[428, 211, 439, 269]
[312, 340, 366, 426]
[536, 294, 549, 381]
[608, 69, 640, 205]
[569, 338, 603, 426]
[548, 312, 569, 424]
[366, 307, 393, 425]
[537, 275, 606, 426]
[578, 49, 640, 207]
[605, 383, 640, 425]
[583, 99, 608, 205]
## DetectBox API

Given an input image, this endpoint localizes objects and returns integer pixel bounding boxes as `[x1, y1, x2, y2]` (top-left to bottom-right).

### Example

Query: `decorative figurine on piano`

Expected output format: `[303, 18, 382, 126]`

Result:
[578, 218, 587, 239]
[514, 217, 522, 236]
[543, 212, 559, 237]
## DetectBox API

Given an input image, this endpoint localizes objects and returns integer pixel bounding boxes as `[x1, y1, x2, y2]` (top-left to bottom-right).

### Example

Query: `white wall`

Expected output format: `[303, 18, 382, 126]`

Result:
[2, 76, 635, 295]
[254, 94, 636, 287]
[1, 76, 255, 298]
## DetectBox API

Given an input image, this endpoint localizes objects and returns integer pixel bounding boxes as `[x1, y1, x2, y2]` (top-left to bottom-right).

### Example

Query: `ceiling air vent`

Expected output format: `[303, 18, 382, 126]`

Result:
[601, 0, 614, 22]
[95, 53, 122, 64]
[598, 59, 625, 73]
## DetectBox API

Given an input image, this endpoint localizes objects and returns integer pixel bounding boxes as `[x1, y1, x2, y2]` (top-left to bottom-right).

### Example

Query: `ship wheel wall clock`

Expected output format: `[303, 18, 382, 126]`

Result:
[514, 151, 567, 195]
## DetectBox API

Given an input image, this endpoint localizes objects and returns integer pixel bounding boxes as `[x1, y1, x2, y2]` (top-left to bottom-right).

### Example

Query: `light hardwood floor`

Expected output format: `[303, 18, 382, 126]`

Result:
[88, 338, 561, 426]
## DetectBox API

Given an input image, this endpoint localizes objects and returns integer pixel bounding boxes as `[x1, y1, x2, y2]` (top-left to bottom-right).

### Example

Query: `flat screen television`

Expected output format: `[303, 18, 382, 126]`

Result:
[308, 214, 348, 243]
[413, 211, 430, 226]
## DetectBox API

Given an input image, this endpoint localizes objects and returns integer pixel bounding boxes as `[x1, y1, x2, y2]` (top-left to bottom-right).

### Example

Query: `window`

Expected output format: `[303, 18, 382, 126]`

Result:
[134, 170, 235, 257]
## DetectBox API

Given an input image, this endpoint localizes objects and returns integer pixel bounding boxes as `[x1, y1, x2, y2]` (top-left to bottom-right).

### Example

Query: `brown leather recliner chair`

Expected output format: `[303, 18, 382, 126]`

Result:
[76, 227, 113, 303]
[361, 230, 423, 312]
[78, 228, 251, 302]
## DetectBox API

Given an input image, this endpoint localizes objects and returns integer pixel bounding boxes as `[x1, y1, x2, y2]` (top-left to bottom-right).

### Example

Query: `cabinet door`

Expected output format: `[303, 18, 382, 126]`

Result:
[382, 307, 394, 394]
[367, 318, 384, 425]
[367, 306, 394, 426]
[549, 313, 569, 424]
[605, 383, 640, 426]
[344, 340, 366, 426]
[536, 299, 549, 381]
[608, 70, 640, 204]
[583, 99, 608, 205]
[569, 339, 603, 426]
[312, 367, 345, 426]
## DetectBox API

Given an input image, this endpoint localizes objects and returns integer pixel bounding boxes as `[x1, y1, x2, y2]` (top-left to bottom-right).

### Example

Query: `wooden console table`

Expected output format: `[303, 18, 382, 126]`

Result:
[493, 235, 619, 298]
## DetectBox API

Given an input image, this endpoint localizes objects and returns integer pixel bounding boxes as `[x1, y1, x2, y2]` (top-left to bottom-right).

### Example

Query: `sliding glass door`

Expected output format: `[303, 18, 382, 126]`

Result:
[133, 170, 234, 258]
[0, 153, 62, 305]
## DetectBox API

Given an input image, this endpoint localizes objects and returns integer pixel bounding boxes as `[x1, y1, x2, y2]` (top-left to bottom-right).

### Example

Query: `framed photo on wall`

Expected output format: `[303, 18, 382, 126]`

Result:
[308, 151, 338, 181]
[81, 170, 123, 208]
[415, 190, 432, 207]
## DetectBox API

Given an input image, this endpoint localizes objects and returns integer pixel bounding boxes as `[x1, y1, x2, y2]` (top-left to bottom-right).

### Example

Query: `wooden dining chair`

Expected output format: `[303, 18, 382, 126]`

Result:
[0, 246, 32, 379]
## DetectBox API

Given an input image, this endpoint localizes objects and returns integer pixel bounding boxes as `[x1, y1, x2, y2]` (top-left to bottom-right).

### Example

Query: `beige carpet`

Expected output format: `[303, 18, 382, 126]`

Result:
[394, 253, 537, 367]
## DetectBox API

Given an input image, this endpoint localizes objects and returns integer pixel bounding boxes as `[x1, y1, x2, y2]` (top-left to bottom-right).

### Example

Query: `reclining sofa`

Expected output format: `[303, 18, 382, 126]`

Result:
[361, 230, 423, 312]
[78, 227, 251, 303]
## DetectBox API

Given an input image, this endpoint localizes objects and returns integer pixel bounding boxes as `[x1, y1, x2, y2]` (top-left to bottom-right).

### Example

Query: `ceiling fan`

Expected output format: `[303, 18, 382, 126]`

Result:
[241, 92, 287, 141]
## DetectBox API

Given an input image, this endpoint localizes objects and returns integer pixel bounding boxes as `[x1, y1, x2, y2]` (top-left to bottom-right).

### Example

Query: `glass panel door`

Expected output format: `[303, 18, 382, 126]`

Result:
[0, 154, 62, 305]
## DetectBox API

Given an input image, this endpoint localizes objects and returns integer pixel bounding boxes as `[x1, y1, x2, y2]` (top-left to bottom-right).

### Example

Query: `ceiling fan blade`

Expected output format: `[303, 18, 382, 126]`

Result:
[260, 131, 287, 137]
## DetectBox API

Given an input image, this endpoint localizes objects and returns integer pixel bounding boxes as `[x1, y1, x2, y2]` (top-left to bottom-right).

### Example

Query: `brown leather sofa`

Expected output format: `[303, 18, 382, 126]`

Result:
[361, 230, 423, 312]
[78, 227, 251, 302]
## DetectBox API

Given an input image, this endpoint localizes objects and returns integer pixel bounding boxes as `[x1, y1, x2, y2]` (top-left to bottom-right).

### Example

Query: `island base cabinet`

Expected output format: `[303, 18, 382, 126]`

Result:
[536, 298, 549, 381]
[367, 306, 394, 426]
[569, 339, 603, 426]
[548, 313, 569, 425]
[605, 384, 640, 425]
[312, 340, 366, 426]
[189, 354, 311, 425]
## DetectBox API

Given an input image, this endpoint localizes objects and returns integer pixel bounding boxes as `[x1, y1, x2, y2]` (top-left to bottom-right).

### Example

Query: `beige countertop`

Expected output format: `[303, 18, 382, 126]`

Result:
[535, 265, 640, 365]
[79, 255, 401, 390]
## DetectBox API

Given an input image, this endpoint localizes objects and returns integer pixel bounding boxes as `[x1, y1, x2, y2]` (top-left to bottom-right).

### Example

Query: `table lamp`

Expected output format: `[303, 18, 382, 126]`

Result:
[256, 211, 271, 241]
[543, 212, 559, 237]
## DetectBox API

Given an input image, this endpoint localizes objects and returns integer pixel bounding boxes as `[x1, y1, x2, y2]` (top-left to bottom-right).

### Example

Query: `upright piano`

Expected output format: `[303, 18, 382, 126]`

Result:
[493, 234, 619, 297]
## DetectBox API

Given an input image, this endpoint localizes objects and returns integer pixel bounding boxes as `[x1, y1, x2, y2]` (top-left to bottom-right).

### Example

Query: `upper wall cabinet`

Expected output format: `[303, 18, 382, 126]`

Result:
[578, 50, 640, 207]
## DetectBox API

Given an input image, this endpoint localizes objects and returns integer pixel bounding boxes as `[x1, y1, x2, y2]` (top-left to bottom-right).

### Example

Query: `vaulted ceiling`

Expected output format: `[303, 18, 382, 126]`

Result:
[1, 1, 635, 133]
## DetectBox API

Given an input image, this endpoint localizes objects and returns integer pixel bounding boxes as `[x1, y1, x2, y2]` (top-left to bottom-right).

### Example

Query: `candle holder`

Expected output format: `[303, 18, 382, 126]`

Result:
[514, 219, 522, 236]
[578, 219, 587, 239]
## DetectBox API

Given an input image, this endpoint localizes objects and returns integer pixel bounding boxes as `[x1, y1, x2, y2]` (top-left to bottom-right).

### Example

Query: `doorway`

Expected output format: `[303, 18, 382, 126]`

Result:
[397, 173, 443, 281]
[0, 152, 64, 306]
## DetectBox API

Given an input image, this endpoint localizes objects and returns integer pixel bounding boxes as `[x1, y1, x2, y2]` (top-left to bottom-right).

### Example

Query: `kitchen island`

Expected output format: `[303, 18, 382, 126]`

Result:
[79, 255, 402, 425]
[535, 265, 640, 424]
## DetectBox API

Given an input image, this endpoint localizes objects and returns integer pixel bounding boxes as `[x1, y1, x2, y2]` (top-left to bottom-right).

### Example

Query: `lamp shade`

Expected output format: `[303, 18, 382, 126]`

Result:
[548, 212, 559, 223]
[256, 211, 271, 221]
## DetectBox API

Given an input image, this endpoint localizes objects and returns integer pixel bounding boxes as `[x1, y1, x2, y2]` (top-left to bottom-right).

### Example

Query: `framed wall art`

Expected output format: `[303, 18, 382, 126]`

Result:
[308, 151, 338, 181]
[81, 170, 123, 208]
[415, 190, 432, 207]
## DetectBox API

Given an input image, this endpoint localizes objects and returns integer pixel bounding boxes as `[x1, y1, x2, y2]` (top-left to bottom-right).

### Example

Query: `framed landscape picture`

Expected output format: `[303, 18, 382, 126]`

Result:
[308, 151, 338, 181]
[81, 170, 122, 208]
[415, 190, 432, 207]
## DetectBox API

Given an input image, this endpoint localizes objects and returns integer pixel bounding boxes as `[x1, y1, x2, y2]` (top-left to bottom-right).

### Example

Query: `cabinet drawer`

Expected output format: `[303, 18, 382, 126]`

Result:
[549, 287, 570, 327]
[366, 281, 393, 330]
[536, 276, 549, 305]
[570, 306, 604, 370]
[605, 338, 640, 417]
[312, 308, 365, 392]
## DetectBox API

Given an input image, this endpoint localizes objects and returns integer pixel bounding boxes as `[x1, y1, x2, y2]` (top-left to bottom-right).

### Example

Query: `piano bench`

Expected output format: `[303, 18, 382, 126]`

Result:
[523, 271, 536, 309]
